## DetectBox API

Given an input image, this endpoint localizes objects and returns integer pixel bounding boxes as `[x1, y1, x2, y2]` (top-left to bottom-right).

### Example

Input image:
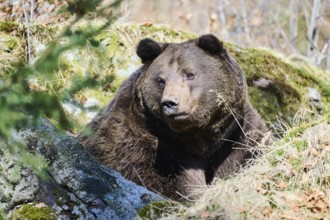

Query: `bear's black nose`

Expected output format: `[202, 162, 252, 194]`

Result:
[162, 100, 178, 109]
[161, 99, 178, 116]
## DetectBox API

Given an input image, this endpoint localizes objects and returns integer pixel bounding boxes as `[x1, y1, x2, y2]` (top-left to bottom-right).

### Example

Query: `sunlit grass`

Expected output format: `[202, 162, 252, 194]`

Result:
[160, 110, 330, 219]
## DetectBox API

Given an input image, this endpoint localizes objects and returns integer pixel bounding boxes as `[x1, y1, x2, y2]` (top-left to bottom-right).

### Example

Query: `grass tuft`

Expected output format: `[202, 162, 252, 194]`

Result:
[164, 111, 330, 219]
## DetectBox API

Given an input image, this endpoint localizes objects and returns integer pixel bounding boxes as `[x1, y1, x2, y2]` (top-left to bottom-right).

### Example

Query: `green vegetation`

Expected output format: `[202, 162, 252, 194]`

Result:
[0, 210, 8, 220]
[12, 204, 56, 220]
[226, 44, 330, 124]
[137, 201, 180, 219]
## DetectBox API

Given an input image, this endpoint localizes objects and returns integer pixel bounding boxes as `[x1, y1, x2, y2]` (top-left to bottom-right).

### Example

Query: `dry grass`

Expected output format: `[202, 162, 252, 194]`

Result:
[160, 110, 330, 219]
[0, 34, 23, 76]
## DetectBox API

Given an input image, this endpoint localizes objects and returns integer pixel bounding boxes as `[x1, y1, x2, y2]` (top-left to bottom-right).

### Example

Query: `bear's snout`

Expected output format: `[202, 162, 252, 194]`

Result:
[161, 97, 178, 116]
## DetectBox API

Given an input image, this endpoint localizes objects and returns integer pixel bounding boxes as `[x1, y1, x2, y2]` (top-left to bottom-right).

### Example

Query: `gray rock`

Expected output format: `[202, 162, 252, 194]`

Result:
[301, 122, 330, 142]
[308, 87, 322, 113]
[253, 78, 273, 88]
[0, 150, 39, 211]
[0, 119, 163, 219]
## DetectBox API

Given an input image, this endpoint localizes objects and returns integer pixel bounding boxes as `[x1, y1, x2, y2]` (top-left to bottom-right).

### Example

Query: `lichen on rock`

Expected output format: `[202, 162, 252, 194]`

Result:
[0, 119, 163, 219]
[0, 146, 39, 212]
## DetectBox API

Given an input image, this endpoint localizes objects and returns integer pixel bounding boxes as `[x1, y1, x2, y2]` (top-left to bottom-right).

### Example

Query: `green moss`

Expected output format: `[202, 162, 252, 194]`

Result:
[5, 38, 19, 52]
[30, 24, 58, 38]
[13, 204, 57, 220]
[79, 208, 86, 218]
[6, 164, 21, 183]
[291, 157, 304, 172]
[52, 190, 62, 206]
[294, 140, 308, 152]
[0, 192, 11, 204]
[137, 201, 178, 219]
[0, 21, 19, 32]
[226, 43, 330, 124]
[0, 209, 8, 220]
[268, 148, 285, 167]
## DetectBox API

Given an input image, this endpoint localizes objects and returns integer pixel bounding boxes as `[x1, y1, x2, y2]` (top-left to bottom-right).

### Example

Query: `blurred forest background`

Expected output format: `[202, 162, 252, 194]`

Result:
[1, 0, 330, 70]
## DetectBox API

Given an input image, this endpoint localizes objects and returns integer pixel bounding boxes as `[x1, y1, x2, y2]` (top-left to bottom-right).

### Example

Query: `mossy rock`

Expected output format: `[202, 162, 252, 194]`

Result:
[12, 204, 56, 220]
[67, 24, 330, 127]
[1, 22, 330, 130]
[226, 44, 330, 124]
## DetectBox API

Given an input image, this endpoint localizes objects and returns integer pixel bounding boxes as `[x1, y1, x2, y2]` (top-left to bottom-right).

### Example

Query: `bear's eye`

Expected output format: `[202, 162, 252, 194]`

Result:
[158, 78, 165, 87]
[184, 72, 195, 80]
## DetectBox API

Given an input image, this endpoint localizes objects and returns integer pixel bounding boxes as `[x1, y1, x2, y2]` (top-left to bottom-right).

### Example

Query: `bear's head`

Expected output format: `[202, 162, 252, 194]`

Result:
[136, 34, 246, 133]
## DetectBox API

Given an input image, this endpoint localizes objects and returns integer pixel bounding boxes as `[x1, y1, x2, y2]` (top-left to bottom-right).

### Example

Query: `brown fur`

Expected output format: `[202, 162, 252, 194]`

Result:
[78, 35, 269, 201]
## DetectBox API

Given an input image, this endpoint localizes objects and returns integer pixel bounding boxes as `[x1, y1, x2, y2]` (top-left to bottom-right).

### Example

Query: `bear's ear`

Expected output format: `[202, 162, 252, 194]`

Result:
[136, 38, 162, 64]
[197, 34, 227, 57]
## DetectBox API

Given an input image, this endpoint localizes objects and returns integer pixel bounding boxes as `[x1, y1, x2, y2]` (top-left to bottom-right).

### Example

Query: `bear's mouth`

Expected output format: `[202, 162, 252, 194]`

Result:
[165, 112, 194, 133]
[168, 112, 189, 120]
[162, 110, 193, 132]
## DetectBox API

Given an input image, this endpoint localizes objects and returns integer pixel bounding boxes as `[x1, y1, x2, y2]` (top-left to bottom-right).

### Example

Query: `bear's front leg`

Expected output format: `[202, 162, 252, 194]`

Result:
[153, 143, 208, 201]
[174, 154, 208, 201]
[177, 167, 206, 200]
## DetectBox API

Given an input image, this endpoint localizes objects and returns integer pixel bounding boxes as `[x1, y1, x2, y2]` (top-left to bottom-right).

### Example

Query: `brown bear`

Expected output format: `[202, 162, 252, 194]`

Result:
[78, 34, 269, 201]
